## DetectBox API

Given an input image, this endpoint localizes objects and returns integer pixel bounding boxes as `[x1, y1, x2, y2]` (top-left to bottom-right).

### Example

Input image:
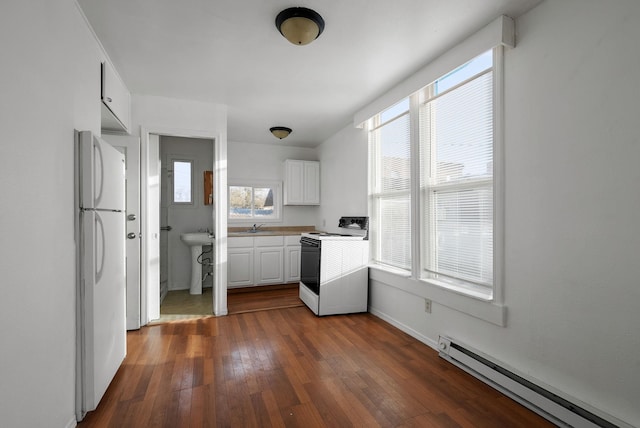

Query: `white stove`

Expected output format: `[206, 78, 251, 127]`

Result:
[299, 217, 369, 316]
[301, 216, 369, 242]
[300, 232, 365, 241]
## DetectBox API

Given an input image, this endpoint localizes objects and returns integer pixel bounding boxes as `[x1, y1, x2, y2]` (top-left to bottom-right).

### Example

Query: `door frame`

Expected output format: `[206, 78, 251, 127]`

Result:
[140, 126, 228, 324]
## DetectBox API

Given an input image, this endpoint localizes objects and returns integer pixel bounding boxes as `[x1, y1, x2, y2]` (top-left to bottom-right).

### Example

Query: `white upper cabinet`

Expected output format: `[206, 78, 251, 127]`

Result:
[284, 160, 320, 205]
[101, 61, 130, 133]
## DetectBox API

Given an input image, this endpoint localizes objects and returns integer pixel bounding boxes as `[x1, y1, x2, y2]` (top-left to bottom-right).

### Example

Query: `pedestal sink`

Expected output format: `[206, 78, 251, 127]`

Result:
[180, 232, 215, 295]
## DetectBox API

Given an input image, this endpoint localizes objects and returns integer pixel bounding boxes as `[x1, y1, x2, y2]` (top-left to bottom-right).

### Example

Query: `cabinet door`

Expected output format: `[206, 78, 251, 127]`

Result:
[284, 160, 320, 205]
[101, 61, 131, 132]
[228, 248, 254, 287]
[284, 160, 304, 205]
[254, 247, 284, 285]
[303, 161, 320, 204]
[284, 245, 301, 283]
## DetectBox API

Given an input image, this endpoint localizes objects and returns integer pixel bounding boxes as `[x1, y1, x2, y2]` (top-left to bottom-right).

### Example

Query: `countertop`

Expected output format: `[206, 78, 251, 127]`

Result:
[228, 226, 319, 237]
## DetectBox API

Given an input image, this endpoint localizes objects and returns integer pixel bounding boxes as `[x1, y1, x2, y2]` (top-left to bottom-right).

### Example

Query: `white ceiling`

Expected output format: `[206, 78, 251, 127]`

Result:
[77, 0, 541, 148]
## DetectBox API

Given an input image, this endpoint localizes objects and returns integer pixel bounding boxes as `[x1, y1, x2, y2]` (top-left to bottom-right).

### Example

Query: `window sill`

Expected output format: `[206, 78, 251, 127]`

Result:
[368, 264, 507, 327]
[421, 275, 493, 301]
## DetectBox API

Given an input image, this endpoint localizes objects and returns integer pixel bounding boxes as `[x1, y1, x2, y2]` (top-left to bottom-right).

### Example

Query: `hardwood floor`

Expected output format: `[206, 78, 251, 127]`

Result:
[153, 284, 302, 324]
[228, 284, 304, 314]
[78, 304, 554, 427]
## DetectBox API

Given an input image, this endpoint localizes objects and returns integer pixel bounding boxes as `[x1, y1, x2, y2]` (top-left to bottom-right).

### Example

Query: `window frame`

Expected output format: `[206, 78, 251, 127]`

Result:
[227, 180, 283, 223]
[368, 46, 504, 304]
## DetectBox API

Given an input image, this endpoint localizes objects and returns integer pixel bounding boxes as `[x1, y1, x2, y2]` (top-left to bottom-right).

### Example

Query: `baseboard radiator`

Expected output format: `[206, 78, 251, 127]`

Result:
[437, 336, 628, 428]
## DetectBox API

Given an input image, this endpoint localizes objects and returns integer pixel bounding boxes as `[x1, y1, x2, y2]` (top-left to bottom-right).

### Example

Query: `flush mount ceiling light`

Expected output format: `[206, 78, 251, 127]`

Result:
[275, 7, 325, 46]
[270, 126, 292, 139]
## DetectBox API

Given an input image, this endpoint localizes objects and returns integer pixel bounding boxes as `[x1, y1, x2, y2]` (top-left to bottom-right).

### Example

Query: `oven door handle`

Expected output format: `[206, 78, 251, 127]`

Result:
[300, 237, 320, 247]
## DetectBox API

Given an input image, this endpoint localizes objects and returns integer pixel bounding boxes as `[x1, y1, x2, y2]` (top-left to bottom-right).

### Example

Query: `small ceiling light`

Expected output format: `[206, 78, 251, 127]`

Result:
[270, 126, 292, 139]
[275, 7, 325, 46]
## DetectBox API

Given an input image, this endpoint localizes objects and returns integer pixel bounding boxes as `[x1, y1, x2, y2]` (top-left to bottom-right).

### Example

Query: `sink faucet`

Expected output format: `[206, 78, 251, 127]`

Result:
[250, 223, 265, 232]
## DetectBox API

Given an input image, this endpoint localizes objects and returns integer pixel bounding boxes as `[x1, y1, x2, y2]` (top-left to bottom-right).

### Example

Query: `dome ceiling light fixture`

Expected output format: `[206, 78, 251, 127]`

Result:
[270, 126, 292, 139]
[275, 7, 325, 46]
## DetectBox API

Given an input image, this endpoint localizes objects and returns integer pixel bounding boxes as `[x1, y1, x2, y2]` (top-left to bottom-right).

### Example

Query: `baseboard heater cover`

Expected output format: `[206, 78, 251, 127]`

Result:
[437, 336, 629, 428]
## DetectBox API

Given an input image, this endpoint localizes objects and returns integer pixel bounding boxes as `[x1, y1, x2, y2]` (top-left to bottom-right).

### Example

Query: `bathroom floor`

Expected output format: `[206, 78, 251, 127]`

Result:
[153, 287, 214, 323]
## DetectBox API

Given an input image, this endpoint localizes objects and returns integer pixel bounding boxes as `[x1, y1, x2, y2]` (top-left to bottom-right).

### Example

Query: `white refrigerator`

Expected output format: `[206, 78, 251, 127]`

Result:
[75, 130, 127, 420]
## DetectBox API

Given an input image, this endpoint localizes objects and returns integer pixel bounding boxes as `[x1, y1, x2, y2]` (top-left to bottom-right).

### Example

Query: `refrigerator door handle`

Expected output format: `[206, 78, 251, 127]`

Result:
[95, 212, 105, 284]
[93, 137, 105, 207]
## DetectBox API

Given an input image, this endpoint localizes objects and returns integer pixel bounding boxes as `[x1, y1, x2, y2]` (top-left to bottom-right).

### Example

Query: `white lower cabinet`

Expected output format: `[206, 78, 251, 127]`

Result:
[254, 247, 284, 285]
[228, 237, 254, 287]
[284, 235, 301, 283]
[228, 235, 300, 288]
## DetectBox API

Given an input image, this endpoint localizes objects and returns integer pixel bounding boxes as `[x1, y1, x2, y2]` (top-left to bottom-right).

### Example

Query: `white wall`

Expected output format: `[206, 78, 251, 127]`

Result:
[331, 1, 639, 425]
[316, 124, 368, 232]
[0, 1, 105, 427]
[160, 136, 214, 290]
[227, 141, 318, 227]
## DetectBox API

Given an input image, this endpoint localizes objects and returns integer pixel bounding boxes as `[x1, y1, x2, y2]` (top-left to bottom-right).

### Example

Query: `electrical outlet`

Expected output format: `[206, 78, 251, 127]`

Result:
[424, 298, 432, 313]
[322, 219, 326, 227]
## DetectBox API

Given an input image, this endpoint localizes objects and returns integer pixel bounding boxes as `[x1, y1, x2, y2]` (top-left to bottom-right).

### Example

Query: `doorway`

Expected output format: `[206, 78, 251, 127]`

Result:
[141, 127, 228, 326]
[158, 136, 214, 321]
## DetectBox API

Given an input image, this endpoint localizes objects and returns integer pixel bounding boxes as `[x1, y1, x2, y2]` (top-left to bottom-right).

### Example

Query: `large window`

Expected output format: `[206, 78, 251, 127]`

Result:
[369, 98, 412, 270]
[228, 181, 282, 222]
[369, 48, 499, 298]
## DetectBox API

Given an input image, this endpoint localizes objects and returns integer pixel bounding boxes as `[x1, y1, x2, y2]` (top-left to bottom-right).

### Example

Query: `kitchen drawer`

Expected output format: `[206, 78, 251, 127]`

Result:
[228, 236, 254, 248]
[284, 234, 302, 246]
[254, 235, 284, 247]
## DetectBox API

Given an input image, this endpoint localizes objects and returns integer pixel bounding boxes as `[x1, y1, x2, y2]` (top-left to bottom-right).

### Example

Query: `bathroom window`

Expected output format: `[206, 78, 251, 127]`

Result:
[172, 160, 193, 204]
[228, 180, 282, 222]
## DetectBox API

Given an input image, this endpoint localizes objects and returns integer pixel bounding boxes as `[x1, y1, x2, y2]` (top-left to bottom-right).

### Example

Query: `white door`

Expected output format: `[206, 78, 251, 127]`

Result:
[105, 134, 142, 330]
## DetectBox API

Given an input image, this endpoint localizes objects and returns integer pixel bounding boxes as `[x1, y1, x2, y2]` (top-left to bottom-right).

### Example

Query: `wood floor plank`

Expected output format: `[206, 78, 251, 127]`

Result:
[260, 389, 287, 428]
[78, 291, 556, 428]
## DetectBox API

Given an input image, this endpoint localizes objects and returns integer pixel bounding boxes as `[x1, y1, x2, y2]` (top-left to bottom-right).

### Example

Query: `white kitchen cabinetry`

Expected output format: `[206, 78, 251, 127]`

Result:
[284, 160, 320, 205]
[101, 61, 131, 132]
[254, 235, 284, 285]
[284, 235, 301, 283]
[228, 237, 254, 287]
[228, 235, 300, 288]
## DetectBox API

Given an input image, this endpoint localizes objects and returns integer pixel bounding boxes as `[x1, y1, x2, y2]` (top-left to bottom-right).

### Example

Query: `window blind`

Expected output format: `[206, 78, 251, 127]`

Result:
[421, 70, 494, 286]
[370, 109, 411, 270]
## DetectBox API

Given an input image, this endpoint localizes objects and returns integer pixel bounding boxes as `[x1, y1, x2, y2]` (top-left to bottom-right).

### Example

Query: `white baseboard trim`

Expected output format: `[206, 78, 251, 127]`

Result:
[65, 415, 77, 428]
[368, 305, 439, 350]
